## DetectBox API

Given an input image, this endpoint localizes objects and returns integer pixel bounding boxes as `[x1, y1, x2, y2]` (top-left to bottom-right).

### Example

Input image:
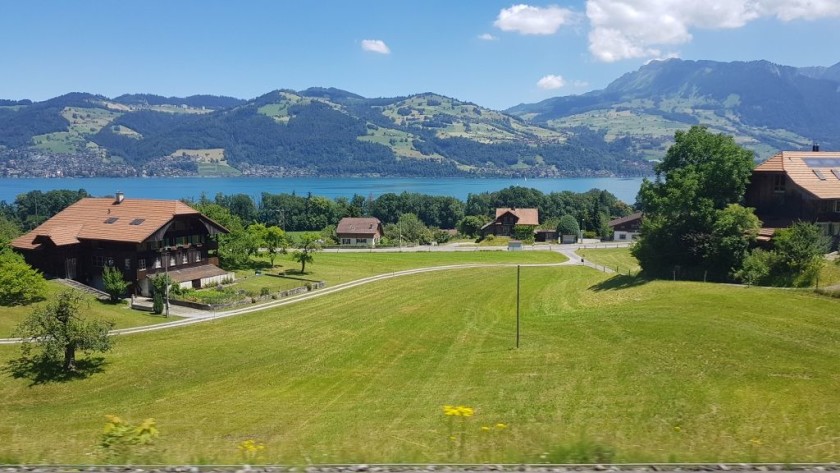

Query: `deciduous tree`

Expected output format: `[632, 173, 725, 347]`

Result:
[14, 290, 114, 371]
[292, 233, 321, 273]
[0, 248, 47, 306]
[633, 126, 756, 280]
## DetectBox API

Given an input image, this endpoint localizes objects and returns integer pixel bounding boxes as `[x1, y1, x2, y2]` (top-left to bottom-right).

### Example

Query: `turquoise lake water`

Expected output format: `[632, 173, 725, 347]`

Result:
[0, 176, 645, 204]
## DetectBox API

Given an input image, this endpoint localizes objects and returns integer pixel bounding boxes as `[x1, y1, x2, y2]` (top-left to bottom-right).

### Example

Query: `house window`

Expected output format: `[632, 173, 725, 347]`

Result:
[341, 238, 351, 245]
[124, 258, 131, 270]
[181, 252, 188, 264]
[357, 238, 367, 244]
[834, 200, 840, 213]
[154, 257, 161, 269]
[773, 174, 786, 193]
[138, 258, 146, 270]
[93, 256, 105, 267]
[619, 233, 627, 240]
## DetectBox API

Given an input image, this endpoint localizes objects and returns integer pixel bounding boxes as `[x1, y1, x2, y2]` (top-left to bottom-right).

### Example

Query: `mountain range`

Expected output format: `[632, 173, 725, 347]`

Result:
[508, 59, 840, 160]
[1, 58, 838, 178]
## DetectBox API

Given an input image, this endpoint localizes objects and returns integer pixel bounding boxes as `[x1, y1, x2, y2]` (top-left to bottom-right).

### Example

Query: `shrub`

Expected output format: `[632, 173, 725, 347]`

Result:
[260, 287, 270, 297]
[0, 249, 47, 306]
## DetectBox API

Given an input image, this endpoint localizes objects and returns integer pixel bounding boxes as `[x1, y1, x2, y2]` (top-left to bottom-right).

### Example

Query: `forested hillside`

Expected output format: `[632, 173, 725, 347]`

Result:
[0, 89, 649, 178]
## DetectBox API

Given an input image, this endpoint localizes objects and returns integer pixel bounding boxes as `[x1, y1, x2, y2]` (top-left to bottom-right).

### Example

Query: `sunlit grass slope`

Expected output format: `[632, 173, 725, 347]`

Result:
[1, 267, 838, 464]
[577, 247, 640, 275]
[0, 281, 174, 337]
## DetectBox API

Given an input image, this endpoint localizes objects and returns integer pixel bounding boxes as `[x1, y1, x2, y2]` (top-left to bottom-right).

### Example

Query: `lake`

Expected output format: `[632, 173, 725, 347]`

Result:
[0, 176, 645, 204]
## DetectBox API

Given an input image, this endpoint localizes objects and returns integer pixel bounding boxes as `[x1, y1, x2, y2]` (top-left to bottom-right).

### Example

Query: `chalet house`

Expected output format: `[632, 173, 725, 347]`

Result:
[336, 217, 383, 247]
[11, 192, 231, 297]
[608, 212, 643, 241]
[481, 208, 539, 238]
[745, 148, 840, 243]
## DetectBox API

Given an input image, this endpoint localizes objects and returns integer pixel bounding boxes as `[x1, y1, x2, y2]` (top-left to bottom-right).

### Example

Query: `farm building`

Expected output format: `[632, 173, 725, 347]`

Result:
[11, 192, 231, 297]
[480, 208, 539, 238]
[745, 147, 840, 244]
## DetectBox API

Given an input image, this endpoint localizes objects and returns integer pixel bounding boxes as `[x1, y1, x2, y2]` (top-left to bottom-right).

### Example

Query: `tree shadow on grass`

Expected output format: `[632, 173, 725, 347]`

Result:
[5, 356, 107, 386]
[588, 274, 650, 292]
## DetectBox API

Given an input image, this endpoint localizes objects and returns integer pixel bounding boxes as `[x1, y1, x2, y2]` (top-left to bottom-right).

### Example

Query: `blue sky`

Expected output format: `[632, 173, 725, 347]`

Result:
[3, 1, 840, 110]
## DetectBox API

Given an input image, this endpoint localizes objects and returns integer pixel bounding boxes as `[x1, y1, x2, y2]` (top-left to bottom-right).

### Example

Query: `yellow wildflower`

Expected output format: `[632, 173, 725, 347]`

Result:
[481, 426, 491, 431]
[495, 423, 507, 430]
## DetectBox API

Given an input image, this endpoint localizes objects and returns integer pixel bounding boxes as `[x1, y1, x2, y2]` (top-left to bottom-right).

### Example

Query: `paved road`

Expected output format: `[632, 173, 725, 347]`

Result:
[0, 242, 631, 344]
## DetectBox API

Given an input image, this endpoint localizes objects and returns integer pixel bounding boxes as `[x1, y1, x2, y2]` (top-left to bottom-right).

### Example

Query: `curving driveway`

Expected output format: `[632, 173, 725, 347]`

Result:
[0, 242, 630, 344]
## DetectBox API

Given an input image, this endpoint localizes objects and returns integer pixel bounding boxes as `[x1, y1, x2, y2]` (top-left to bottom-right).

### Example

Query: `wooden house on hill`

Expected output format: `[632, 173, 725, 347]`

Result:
[608, 212, 643, 241]
[11, 192, 231, 297]
[481, 208, 539, 238]
[745, 147, 840, 243]
[336, 217, 383, 247]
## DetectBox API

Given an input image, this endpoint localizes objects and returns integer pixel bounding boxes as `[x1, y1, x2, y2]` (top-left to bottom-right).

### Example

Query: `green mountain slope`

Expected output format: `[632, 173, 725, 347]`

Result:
[0, 89, 650, 178]
[508, 59, 840, 160]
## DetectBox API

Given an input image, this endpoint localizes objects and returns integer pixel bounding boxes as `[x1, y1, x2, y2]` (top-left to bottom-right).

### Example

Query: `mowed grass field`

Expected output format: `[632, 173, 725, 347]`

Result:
[0, 281, 175, 337]
[1, 264, 839, 464]
[578, 247, 641, 275]
[0, 251, 565, 337]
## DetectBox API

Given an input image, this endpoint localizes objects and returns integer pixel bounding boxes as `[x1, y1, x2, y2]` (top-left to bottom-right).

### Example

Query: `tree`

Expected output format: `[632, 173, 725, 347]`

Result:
[736, 222, 827, 287]
[14, 290, 115, 371]
[102, 266, 129, 303]
[292, 233, 321, 273]
[0, 248, 47, 306]
[513, 224, 535, 242]
[458, 215, 486, 238]
[384, 213, 432, 245]
[262, 225, 288, 267]
[0, 213, 21, 247]
[633, 127, 756, 280]
[150, 273, 172, 315]
[556, 215, 580, 237]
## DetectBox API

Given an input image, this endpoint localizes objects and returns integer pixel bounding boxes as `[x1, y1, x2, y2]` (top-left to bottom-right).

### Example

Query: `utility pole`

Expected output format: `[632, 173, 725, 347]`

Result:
[164, 250, 170, 318]
[516, 265, 521, 349]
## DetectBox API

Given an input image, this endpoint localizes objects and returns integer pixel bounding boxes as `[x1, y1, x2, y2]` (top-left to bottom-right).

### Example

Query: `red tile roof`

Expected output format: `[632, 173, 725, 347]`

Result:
[754, 151, 840, 199]
[495, 208, 539, 226]
[12, 197, 205, 250]
[336, 217, 382, 235]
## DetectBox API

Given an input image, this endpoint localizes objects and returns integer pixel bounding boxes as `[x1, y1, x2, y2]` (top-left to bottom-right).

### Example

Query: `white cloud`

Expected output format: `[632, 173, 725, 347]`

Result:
[586, 0, 840, 62]
[494, 4, 577, 35]
[478, 33, 498, 41]
[361, 39, 391, 55]
[537, 74, 567, 89]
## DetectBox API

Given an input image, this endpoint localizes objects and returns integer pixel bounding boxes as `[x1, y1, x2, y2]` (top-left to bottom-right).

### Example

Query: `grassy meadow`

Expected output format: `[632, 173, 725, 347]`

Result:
[0, 280, 175, 337]
[578, 247, 641, 275]
[1, 263, 839, 464]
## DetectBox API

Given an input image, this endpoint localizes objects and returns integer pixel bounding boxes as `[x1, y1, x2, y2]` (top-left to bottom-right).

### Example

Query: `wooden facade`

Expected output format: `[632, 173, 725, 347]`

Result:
[745, 150, 840, 244]
[12, 195, 229, 296]
[481, 208, 539, 238]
